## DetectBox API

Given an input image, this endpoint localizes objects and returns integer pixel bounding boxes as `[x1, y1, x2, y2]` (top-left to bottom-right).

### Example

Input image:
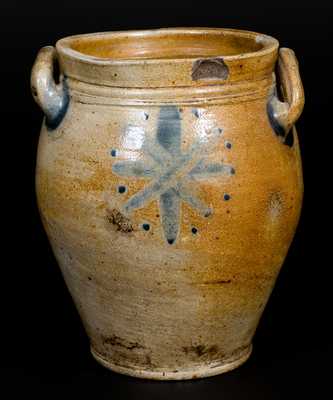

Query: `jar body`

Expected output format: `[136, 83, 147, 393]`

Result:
[36, 77, 303, 379]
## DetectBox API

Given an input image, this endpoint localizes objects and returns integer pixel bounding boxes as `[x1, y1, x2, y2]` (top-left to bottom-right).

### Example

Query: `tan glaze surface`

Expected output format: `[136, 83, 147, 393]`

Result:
[68, 30, 263, 59]
[32, 28, 304, 380]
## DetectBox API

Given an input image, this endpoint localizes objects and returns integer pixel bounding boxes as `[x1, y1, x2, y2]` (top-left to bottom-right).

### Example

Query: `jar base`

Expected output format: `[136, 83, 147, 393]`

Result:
[91, 344, 252, 380]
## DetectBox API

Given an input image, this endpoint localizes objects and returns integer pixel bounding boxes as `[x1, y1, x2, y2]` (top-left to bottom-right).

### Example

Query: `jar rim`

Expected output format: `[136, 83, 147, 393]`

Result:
[56, 28, 279, 88]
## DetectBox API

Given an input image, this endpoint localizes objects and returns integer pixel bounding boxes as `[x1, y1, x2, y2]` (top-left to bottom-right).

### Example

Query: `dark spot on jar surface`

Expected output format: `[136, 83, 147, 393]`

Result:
[118, 185, 126, 194]
[102, 334, 145, 351]
[142, 223, 150, 231]
[183, 344, 219, 357]
[200, 279, 232, 285]
[106, 208, 133, 233]
[192, 58, 229, 81]
[204, 209, 212, 217]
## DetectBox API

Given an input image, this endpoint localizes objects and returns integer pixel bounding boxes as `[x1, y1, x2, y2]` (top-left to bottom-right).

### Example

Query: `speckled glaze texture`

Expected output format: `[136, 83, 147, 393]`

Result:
[32, 28, 304, 380]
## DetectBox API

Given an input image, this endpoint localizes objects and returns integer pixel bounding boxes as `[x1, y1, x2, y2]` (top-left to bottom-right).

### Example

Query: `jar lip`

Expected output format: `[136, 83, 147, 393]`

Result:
[56, 28, 279, 88]
[56, 27, 279, 65]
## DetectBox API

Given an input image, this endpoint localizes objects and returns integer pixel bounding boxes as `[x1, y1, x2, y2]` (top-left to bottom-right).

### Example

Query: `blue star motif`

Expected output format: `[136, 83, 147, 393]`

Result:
[112, 106, 234, 244]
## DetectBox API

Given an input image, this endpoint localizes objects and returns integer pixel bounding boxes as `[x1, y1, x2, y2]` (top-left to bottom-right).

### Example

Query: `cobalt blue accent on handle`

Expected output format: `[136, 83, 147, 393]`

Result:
[267, 97, 285, 137]
[31, 46, 70, 132]
[45, 77, 70, 130]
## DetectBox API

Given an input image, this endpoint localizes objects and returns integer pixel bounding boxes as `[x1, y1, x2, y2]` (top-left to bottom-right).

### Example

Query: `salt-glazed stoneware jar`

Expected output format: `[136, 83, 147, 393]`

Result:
[32, 28, 304, 380]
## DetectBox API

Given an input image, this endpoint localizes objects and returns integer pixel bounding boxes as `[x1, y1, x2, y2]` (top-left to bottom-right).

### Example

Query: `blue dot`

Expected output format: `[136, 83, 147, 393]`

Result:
[142, 223, 150, 231]
[111, 149, 117, 157]
[224, 193, 231, 201]
[118, 186, 126, 194]
[225, 141, 232, 149]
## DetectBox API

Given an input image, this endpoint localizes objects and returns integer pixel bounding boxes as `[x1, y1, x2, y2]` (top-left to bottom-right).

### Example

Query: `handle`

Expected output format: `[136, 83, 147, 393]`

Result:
[268, 48, 305, 136]
[31, 46, 69, 130]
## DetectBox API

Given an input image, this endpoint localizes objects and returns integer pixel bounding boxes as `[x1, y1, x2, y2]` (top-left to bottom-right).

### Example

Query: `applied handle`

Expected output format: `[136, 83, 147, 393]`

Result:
[268, 48, 305, 135]
[31, 46, 69, 130]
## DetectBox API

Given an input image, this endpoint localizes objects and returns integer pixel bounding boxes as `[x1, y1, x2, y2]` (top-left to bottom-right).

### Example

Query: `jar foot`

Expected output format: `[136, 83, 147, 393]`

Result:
[91, 343, 252, 380]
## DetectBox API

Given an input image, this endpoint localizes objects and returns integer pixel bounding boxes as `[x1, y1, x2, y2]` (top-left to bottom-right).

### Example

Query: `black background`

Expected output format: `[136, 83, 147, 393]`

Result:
[2, 1, 331, 398]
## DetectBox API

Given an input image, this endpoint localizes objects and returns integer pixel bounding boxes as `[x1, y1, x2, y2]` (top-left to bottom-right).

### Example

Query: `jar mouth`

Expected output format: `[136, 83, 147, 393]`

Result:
[57, 28, 277, 61]
[56, 28, 279, 88]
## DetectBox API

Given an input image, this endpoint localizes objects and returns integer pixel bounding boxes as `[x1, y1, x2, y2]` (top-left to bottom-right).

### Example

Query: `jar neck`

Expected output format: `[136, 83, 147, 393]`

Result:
[66, 74, 275, 106]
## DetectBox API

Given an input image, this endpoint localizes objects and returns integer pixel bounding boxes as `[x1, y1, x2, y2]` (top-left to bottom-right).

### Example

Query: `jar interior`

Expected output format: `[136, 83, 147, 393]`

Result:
[69, 31, 264, 60]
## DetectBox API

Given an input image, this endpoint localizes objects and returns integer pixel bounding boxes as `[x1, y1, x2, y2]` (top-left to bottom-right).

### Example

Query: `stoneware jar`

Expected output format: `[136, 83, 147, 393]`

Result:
[32, 28, 304, 380]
